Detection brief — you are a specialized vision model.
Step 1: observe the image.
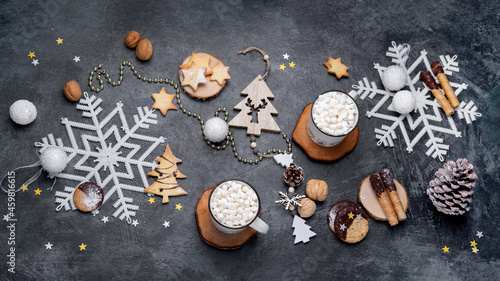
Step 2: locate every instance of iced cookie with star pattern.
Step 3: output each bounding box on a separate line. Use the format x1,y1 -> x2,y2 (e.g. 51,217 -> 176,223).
328,200 -> 369,243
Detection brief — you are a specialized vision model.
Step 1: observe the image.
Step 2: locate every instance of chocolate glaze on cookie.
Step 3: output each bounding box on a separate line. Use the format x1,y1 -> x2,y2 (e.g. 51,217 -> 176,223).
369,174 -> 385,196
419,71 -> 439,90
333,205 -> 368,240
431,61 -> 444,74
379,169 -> 397,192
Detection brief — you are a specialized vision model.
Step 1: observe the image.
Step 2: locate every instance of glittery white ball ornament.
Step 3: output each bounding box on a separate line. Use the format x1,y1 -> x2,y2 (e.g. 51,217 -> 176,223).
390,90 -> 416,115
10,100 -> 37,125
39,147 -> 68,175
203,117 -> 229,143
382,65 -> 407,91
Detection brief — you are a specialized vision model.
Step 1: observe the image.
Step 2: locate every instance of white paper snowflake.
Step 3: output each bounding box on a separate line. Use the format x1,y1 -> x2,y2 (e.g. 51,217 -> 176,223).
35,92 -> 165,224
349,41 -> 481,161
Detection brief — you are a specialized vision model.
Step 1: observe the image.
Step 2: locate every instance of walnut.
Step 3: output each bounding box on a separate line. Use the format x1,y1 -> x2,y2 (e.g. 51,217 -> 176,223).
136,39 -> 153,61
306,179 -> 328,201
125,31 -> 142,48
63,80 -> 82,102
298,198 -> 316,218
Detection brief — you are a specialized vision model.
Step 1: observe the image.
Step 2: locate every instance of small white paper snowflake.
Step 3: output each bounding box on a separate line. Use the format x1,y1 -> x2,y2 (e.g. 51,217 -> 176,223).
35,93 -> 165,224
349,42 -> 481,161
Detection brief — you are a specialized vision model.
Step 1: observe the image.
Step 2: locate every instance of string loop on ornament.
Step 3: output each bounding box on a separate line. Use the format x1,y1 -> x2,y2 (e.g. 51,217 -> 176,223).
237,47 -> 270,81
0,161 -> 43,193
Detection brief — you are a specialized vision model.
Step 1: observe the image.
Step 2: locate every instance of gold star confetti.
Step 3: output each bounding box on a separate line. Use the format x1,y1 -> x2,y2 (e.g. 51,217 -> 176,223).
148,197 -> 155,204
56,38 -> 63,44
323,57 -> 349,79
79,243 -> 87,251
289,62 -> 295,68
470,240 -> 477,247
472,247 -> 479,254
280,64 -> 286,70
348,212 -> 355,219
209,62 -> 231,85
28,52 -> 35,58
151,87 -> 177,115
34,188 -> 42,195
442,246 -> 449,253
175,203 -> 182,210
22,185 -> 28,192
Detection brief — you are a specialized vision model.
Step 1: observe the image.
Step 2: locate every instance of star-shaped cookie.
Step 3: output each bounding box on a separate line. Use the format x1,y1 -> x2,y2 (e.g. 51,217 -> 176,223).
181,63 -> 207,91
151,87 -> 177,115
180,53 -> 213,75
209,62 -> 231,85
323,57 -> 349,79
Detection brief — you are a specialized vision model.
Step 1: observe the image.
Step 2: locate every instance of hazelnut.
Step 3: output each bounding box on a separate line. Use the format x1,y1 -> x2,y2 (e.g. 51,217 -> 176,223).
298,198 -> 316,218
125,31 -> 142,48
136,39 -> 153,61
63,80 -> 82,102
306,179 -> 328,201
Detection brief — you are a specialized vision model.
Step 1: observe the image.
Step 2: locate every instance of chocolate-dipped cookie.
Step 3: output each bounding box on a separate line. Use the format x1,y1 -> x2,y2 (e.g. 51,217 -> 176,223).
73,182 -> 104,212
327,200 -> 359,233
328,200 -> 369,243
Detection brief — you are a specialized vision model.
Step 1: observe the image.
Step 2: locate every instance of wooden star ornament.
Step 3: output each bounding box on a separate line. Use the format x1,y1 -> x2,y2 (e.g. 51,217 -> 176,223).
323,57 -> 349,79
151,87 -> 177,115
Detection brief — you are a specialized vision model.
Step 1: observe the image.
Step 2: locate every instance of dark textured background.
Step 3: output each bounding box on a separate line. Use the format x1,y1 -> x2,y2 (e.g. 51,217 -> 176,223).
0,0 -> 499,280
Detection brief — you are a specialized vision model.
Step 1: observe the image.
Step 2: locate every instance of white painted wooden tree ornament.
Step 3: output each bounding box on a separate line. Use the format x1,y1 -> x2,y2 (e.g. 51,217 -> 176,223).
229,47 -> 281,136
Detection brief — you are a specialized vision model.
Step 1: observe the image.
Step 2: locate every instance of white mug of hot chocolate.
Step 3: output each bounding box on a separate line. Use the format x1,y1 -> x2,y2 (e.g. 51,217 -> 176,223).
306,90 -> 359,147
209,180 -> 269,234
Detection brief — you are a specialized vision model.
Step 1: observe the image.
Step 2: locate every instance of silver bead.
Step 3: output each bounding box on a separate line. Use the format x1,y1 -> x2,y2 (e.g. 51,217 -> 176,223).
148,78 -> 152,83
117,81 -> 121,85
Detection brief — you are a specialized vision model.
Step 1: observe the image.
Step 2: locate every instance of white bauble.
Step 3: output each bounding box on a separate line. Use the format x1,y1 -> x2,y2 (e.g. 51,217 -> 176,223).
391,90 -> 416,115
203,117 -> 229,143
40,147 -> 68,174
10,100 -> 37,125
382,65 -> 407,91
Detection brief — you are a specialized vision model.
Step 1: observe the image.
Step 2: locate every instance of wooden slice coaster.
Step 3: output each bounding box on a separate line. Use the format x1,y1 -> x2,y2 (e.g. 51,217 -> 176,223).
358,176 -> 408,221
195,186 -> 258,250
179,52 -> 227,100
292,103 -> 359,161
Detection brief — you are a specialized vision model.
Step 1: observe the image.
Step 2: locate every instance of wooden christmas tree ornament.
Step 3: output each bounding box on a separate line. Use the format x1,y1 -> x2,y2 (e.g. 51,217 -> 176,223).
144,144 -> 187,203
228,47 -> 281,136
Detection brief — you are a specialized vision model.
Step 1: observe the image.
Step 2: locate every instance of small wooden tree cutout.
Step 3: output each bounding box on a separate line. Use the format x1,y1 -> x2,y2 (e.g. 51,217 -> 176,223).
144,144 -> 187,203
228,75 -> 281,136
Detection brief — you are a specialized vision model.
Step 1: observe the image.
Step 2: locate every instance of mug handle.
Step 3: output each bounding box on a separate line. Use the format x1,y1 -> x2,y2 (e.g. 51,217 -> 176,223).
249,217 -> 269,234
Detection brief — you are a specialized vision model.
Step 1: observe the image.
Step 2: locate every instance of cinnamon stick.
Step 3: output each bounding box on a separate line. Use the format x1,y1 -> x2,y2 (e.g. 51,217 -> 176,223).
369,174 -> 398,226
379,169 -> 407,221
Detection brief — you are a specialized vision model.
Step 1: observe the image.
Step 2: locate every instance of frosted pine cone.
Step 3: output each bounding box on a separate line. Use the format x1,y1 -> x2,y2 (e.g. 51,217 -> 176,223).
284,163 -> 305,187
427,158 -> 477,215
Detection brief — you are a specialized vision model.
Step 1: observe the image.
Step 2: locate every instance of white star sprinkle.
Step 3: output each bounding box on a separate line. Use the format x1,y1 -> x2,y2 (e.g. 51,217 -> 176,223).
73,56 -> 80,63
356,214 -> 363,220
131,219 -> 139,227
476,231 -> 483,238
163,221 -> 170,228
340,224 -> 346,231
101,216 -> 109,223
283,53 -> 290,60
45,242 -> 53,250
31,59 -> 39,66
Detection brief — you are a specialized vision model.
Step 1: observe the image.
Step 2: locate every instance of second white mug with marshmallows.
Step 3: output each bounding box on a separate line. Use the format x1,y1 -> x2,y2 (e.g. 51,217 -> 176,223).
209,180 -> 269,234
306,90 -> 359,147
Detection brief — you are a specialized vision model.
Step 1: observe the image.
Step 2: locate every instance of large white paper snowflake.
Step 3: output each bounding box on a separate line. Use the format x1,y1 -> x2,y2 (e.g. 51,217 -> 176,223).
35,92 -> 165,224
349,42 -> 481,161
